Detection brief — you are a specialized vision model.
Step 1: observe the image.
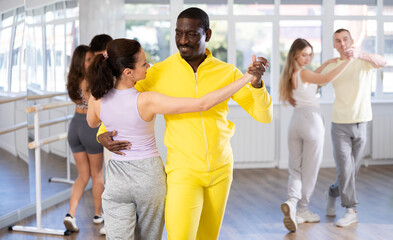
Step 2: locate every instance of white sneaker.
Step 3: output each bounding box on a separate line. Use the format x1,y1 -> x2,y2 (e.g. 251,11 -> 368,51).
99,226 -> 106,235
63,213 -> 79,232
336,208 -> 358,227
296,209 -> 320,224
93,215 -> 104,224
326,193 -> 337,216
281,201 -> 297,232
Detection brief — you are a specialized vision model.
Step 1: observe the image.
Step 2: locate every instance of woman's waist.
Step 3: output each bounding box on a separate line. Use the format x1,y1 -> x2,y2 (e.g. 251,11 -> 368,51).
75,107 -> 88,114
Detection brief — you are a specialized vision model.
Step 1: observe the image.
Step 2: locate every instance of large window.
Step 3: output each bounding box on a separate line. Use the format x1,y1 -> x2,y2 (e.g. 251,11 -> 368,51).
237,22 -> 272,90
332,0 -> 389,97
125,0 -> 171,63
384,22 -> 393,93
3,0 -> 390,100
25,1 -> 78,94
280,0 -> 322,16
0,8 -> 25,94
334,20 -> 378,94
125,20 -> 170,64
335,0 -> 377,16
234,0 -> 274,15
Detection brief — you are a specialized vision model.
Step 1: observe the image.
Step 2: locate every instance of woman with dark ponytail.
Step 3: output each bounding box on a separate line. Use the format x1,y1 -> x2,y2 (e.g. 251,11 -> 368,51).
64,45 -> 104,234
86,38 -> 257,239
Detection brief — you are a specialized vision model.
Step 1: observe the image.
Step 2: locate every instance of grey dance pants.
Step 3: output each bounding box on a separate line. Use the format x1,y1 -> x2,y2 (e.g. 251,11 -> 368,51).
102,156 -> 166,240
328,122 -> 368,208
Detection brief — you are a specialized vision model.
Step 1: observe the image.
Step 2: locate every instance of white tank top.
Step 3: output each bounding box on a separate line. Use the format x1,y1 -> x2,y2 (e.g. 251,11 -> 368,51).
292,69 -> 319,108
100,87 -> 159,161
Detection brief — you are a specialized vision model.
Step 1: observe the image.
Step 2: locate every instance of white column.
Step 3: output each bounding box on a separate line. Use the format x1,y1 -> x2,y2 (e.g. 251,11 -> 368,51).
79,0 -> 125,45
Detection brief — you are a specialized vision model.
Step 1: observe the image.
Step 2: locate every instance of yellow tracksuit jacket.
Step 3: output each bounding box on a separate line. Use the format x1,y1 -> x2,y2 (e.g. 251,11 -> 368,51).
98,48 -> 273,172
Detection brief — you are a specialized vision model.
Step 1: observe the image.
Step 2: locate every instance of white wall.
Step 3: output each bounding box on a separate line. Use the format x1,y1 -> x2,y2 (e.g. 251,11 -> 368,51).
152,101 -> 393,169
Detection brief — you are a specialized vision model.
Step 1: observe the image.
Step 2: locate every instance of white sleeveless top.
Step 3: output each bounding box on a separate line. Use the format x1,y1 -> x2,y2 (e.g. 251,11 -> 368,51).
100,87 -> 159,161
292,69 -> 319,108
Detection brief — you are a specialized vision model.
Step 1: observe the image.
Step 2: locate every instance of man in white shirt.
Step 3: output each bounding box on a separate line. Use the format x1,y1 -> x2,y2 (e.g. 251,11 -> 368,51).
321,28 -> 386,227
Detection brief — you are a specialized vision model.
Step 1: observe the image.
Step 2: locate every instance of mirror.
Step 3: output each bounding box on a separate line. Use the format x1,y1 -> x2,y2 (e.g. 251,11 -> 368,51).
25,0 -> 78,205
0,1 -> 79,228
0,5 -> 30,220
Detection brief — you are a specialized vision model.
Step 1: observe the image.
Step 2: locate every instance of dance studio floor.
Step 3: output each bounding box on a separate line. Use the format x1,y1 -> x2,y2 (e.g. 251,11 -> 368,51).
1,159 -> 392,240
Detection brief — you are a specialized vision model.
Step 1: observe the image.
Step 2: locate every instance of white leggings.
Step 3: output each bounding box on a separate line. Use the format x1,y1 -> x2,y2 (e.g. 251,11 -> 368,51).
287,107 -> 325,210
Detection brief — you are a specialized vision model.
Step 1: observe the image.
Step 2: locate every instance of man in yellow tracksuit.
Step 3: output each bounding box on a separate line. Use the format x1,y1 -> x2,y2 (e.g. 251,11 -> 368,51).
97,7 -> 273,240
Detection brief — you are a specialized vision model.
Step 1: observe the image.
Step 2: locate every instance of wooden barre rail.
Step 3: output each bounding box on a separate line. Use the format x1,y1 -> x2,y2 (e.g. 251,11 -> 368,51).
0,115 -> 73,135
27,115 -> 73,130
0,122 -> 28,135
27,92 -> 68,101
0,92 -> 67,105
0,95 -> 26,104
26,101 -> 74,113
28,132 -> 67,149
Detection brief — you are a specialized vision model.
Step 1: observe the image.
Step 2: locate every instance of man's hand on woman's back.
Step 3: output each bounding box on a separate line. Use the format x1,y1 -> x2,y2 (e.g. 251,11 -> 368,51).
98,130 -> 131,155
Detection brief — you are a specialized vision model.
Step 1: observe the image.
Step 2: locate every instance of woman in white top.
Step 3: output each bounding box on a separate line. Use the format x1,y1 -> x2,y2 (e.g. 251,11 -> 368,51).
278,38 -> 351,232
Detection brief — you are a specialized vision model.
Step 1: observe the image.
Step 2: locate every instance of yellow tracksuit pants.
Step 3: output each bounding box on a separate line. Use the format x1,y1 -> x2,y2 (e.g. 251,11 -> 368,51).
165,163 -> 233,240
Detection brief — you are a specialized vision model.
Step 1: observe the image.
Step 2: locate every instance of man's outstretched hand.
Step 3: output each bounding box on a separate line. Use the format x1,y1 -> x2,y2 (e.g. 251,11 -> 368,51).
97,130 -> 131,156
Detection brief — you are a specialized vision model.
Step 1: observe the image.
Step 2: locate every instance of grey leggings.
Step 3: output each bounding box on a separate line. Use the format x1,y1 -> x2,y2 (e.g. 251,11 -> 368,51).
67,112 -> 103,154
102,156 -> 166,240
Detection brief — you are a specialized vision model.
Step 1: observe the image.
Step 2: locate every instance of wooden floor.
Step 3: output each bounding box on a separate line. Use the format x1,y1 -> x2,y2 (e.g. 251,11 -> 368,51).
0,148 -> 77,216
1,165 -> 393,240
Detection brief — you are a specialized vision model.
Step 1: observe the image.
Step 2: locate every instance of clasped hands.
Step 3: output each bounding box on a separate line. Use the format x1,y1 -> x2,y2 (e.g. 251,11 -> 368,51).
247,55 -> 269,88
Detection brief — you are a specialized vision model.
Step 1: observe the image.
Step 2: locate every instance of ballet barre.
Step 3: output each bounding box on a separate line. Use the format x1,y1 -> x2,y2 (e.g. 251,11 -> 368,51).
25,101 -> 74,113
27,92 -> 67,101
9,100 -> 74,236
27,100 -> 75,185
27,115 -> 74,130
28,115 -> 74,184
0,122 -> 27,135
0,95 -> 26,104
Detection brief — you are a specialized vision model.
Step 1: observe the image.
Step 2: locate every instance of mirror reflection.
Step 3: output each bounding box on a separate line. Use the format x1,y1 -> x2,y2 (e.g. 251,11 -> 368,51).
0,5 -> 30,217
0,0 -> 79,227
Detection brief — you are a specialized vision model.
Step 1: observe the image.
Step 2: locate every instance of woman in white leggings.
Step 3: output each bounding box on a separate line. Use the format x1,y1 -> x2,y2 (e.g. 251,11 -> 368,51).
278,38 -> 351,232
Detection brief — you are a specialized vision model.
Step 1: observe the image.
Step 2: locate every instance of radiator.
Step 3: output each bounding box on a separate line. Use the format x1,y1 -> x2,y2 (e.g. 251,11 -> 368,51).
372,115 -> 393,159
229,112 -> 275,164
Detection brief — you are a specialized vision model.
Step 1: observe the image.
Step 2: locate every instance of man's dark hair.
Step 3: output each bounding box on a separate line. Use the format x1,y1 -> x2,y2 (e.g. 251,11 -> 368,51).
177,7 -> 209,32
334,28 -> 352,39
89,34 -> 113,52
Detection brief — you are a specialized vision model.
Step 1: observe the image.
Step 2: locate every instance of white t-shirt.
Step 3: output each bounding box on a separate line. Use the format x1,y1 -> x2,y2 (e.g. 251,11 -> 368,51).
321,58 -> 374,123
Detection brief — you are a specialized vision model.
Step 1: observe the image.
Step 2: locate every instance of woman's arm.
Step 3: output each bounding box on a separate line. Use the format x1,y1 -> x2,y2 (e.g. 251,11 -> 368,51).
138,72 -> 253,120
314,58 -> 338,73
87,96 -> 101,128
301,58 -> 352,85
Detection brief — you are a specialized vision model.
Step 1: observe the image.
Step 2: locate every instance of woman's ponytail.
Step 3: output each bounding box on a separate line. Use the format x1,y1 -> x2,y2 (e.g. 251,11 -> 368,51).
86,38 -> 142,99
86,54 -> 114,99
